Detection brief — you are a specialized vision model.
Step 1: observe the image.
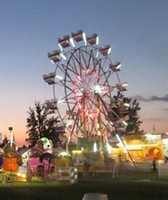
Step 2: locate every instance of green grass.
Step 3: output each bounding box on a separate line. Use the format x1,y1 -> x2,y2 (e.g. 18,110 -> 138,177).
0,171 -> 168,200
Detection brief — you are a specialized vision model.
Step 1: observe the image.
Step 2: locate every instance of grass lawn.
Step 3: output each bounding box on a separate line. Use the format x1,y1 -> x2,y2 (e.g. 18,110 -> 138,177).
0,171 -> 168,200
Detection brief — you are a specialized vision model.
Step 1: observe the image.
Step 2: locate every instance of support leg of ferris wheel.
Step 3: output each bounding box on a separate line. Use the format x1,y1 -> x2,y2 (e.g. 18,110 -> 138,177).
81,95 -> 87,138
96,93 -> 104,152
115,133 -> 137,171
65,132 -> 72,154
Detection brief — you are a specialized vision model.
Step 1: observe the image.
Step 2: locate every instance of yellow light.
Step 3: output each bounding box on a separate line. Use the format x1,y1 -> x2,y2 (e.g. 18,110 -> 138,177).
98,130 -> 101,136
72,150 -> 82,154
17,172 -> 21,176
21,174 -> 26,179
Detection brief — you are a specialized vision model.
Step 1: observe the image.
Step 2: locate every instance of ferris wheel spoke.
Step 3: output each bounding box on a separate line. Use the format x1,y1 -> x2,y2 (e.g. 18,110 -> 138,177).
69,116 -> 78,137
98,56 -> 110,73
89,57 -> 100,75
70,51 -> 84,71
96,60 -> 103,83
101,70 -> 111,84
70,54 -> 83,78
63,64 -> 78,79
80,49 -> 90,70
64,84 -> 75,94
67,101 -> 79,117
71,112 -> 86,136
69,57 -> 82,75
97,65 -> 111,85
84,49 -> 94,70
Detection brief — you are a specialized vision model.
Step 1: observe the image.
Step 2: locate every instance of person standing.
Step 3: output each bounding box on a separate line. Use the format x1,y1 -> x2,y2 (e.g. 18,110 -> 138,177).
83,159 -> 90,177
152,157 -> 157,171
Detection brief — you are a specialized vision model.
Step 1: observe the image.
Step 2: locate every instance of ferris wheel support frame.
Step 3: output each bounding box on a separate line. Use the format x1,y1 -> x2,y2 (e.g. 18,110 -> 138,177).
43,30 -> 130,156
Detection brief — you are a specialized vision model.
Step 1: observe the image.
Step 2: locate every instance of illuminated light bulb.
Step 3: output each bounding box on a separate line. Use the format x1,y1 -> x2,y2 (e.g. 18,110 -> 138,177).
124,103 -> 130,107
106,142 -> 112,154
122,83 -> 128,87
85,68 -> 90,74
69,37 -> 75,47
58,43 -> 63,51
21,174 -> 26,179
122,121 -> 128,126
94,84 -> 102,94
82,32 -> 87,46
57,99 -> 65,103
56,75 -> 63,80
93,142 -> 98,152
89,114 -> 93,119
60,53 -> 67,60
77,75 -> 82,81
96,51 -> 99,58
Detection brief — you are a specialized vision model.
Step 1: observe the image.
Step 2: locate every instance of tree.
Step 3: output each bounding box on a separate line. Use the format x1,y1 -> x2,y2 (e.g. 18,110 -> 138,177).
108,93 -> 143,135
26,101 -> 64,148
124,98 -> 142,134
0,135 -> 8,148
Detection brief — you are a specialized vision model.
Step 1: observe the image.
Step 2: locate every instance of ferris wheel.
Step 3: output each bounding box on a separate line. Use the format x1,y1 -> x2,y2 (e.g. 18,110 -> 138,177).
43,30 -> 128,146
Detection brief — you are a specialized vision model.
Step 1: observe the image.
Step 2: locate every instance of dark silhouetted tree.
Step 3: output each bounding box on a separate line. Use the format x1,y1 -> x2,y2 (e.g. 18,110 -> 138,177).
108,93 -> 143,135
26,101 -> 64,148
124,98 -> 142,134
0,135 -> 8,148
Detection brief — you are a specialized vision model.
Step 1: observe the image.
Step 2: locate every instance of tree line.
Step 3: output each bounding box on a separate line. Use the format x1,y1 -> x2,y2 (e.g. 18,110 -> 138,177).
25,96 -> 143,148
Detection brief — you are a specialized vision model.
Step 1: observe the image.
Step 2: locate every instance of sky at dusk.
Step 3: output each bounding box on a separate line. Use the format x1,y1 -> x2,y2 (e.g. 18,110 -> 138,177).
0,0 -> 167,146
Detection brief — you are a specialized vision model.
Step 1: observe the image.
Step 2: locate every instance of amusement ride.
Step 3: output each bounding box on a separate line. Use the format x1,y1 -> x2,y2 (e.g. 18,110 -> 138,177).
43,30 -> 129,154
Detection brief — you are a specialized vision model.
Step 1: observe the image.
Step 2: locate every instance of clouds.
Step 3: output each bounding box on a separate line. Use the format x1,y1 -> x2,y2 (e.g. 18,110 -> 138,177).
143,117 -> 165,122
132,93 -> 168,133
133,94 -> 168,102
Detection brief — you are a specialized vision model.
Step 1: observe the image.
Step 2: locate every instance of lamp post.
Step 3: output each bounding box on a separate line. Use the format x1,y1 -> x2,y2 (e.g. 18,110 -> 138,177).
8,127 -> 13,147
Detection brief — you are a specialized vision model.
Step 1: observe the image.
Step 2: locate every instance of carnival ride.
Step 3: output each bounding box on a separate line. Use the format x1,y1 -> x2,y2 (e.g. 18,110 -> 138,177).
0,128 -> 26,183
0,136 -> 55,183
27,137 -> 55,180
43,30 -> 130,172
